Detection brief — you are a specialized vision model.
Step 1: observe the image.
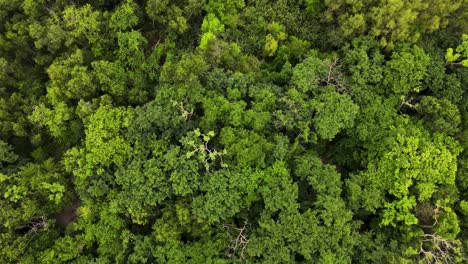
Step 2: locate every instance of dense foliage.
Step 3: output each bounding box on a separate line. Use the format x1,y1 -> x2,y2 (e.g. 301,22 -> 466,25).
0,0 -> 467,263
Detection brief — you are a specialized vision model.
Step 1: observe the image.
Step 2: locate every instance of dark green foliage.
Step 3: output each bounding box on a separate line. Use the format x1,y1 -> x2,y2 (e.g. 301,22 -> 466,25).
0,0 -> 466,263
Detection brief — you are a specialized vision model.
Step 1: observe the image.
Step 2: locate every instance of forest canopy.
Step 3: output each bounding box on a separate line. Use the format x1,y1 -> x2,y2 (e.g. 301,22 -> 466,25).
0,0 -> 467,263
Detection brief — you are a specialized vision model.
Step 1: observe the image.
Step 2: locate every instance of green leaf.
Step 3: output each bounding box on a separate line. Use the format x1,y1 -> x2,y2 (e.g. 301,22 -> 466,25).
186,151 -> 195,159
208,153 -> 216,160
198,144 -> 205,152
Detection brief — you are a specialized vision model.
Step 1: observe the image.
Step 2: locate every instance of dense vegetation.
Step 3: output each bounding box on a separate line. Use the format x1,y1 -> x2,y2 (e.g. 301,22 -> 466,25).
0,0 -> 467,263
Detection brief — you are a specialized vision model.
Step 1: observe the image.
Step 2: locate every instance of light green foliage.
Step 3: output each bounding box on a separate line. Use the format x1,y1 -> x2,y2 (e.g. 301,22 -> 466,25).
199,31 -> 216,51
199,13 -> 225,50
4,159 -> 67,207
3,184 -> 27,202
383,45 -> 430,95
446,34 -> 468,67
264,22 -> 287,56
264,34 -> 278,57
205,0 -> 245,27
30,102 -> 78,142
64,104 -> 133,197
323,0 -> 463,49
39,236 -> 83,263
41,182 -> 65,204
182,129 -> 227,171
110,0 -> 139,32
201,13 -> 225,34
348,120 -> 462,227
117,31 -> 147,69
62,4 -> 103,45
82,105 -> 132,171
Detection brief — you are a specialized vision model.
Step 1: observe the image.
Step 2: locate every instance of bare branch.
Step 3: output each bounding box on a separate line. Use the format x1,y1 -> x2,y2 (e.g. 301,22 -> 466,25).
223,219 -> 250,260
323,58 -> 349,93
419,233 -> 461,264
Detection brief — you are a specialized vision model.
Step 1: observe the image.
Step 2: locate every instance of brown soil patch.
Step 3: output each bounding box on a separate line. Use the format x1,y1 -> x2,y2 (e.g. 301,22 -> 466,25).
54,200 -> 80,228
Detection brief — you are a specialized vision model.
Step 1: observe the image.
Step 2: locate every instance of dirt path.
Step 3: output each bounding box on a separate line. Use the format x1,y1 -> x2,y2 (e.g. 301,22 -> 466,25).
54,200 -> 80,228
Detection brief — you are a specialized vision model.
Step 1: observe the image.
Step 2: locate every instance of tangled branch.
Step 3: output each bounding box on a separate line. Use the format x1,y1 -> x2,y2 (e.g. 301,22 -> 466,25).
419,233 -> 461,264
17,215 -> 49,250
17,215 -> 49,234
172,99 -> 194,121
222,219 -> 250,261
323,58 -> 348,93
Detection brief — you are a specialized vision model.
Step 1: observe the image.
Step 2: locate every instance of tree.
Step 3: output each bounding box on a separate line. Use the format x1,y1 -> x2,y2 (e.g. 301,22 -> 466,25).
248,159 -> 358,263
279,56 -> 359,141
192,168 -> 260,224
347,119 -> 461,228
313,89 -> 359,140
382,45 -> 430,96
109,0 -> 139,33
323,0 -> 464,49
64,104 -> 133,198
417,96 -> 461,135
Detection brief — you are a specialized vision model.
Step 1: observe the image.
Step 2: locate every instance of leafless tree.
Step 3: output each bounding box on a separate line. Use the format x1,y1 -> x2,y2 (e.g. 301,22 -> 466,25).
17,215 -> 49,250
222,219 -> 250,261
323,58 -> 349,94
18,215 -> 49,234
419,233 -> 462,264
